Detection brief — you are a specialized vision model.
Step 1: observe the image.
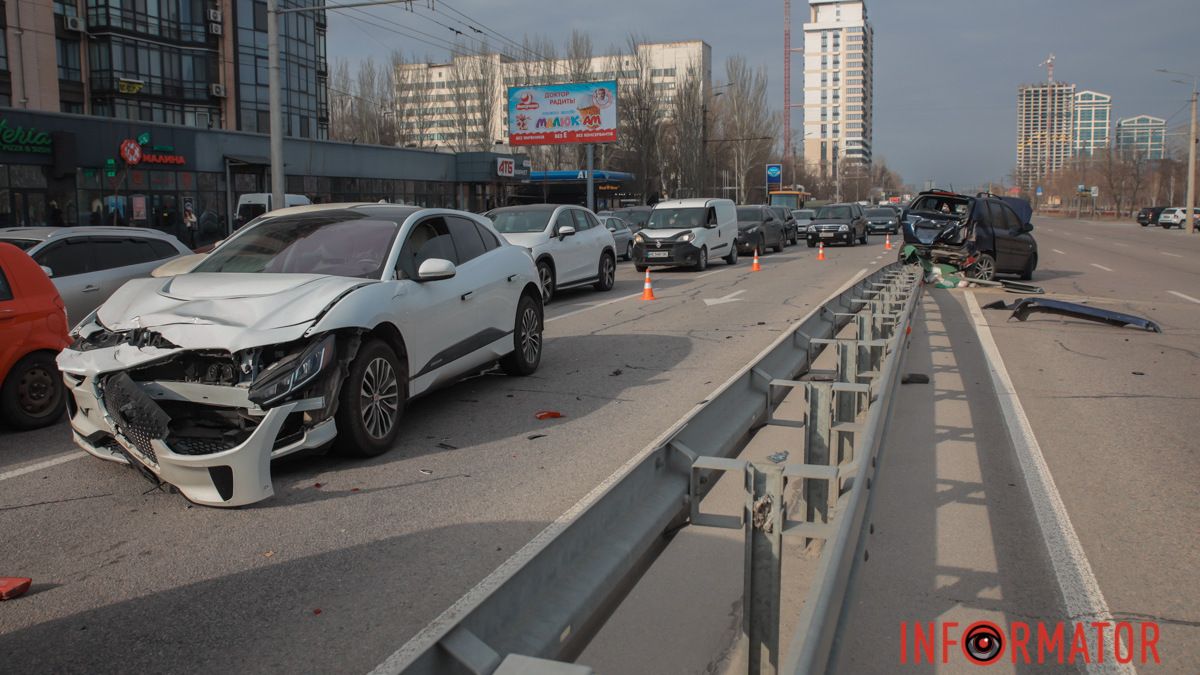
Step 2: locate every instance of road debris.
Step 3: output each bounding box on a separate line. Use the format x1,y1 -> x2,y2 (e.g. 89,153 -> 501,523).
312,482 -> 323,489
901,373 -> 931,384
527,434 -> 547,440
418,469 -> 433,475
610,369 -> 623,376
534,410 -> 564,420
435,442 -> 458,450
263,551 -> 274,558
768,451 -> 789,464
984,298 -> 1162,332
0,577 -> 32,601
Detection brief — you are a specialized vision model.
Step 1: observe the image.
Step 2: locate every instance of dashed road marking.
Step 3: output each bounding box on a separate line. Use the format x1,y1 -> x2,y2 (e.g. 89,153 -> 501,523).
1168,290 -> 1200,305
1113,242 -> 1128,247
1084,236 -> 1095,240
547,292 -> 642,323
1090,263 -> 1113,272
1162,252 -> 1182,258
1052,248 -> 1066,255
696,268 -> 729,279
0,452 -> 85,482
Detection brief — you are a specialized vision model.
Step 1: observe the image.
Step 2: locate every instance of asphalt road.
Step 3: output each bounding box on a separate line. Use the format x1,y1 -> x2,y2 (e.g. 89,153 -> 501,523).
0,236 -> 891,673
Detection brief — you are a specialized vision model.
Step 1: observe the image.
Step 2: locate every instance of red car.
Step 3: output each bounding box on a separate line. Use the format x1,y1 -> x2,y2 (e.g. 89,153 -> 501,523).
0,242 -> 71,429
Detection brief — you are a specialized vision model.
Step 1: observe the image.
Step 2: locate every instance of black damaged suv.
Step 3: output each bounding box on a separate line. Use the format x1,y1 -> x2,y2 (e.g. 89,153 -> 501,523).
900,190 -> 1038,281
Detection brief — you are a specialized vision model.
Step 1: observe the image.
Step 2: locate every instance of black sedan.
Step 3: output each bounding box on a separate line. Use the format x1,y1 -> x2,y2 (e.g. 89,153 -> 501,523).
864,207 -> 900,235
1136,206 -> 1168,227
806,203 -> 869,247
736,205 -> 787,254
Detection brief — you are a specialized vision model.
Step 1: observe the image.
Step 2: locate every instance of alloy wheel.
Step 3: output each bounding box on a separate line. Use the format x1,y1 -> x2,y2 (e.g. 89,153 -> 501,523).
539,264 -> 554,302
360,357 -> 399,440
17,366 -> 55,416
520,305 -> 542,364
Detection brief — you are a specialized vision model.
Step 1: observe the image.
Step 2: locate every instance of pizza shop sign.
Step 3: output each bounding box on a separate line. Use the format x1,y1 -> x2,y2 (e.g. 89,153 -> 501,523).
0,118 -> 53,154
119,132 -> 186,166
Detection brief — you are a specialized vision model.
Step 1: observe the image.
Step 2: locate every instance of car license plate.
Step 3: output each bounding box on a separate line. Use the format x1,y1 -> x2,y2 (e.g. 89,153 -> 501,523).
820,232 -> 835,238
647,251 -> 669,258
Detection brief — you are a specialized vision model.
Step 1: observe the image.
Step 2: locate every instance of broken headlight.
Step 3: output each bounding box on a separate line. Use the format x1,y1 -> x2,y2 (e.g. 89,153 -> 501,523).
248,334 -> 335,406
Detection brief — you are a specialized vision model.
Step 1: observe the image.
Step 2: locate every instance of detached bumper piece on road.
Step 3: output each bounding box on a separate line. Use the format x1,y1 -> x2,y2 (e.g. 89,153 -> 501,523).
634,240 -> 703,267
984,298 -> 1163,333
61,340 -> 341,507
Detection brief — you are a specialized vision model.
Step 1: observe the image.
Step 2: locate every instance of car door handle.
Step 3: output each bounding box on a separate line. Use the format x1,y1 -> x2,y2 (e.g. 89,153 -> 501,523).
461,290 -> 474,301
0,307 -> 15,319
82,285 -> 100,293
507,274 -> 518,282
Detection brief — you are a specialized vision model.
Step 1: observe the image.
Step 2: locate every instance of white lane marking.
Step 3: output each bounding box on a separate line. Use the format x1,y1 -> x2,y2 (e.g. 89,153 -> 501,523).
1090,263 -> 1113,272
546,291 -> 642,323
703,289 -> 745,306
1113,242 -> 1128,248
0,452 -> 86,482
1084,236 -> 1095,240
965,293 -> 1131,674
1161,251 -> 1182,258
1168,290 -> 1200,305
1052,248 -> 1067,255
372,263 -> 875,675
696,268 -> 728,279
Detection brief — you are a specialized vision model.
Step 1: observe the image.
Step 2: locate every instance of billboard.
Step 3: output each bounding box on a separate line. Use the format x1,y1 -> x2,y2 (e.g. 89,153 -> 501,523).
766,164 -> 782,185
508,81 -> 617,146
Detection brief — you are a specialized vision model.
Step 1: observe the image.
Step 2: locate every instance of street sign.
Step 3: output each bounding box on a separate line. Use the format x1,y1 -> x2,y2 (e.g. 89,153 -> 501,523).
105,158 -> 117,178
1090,186 -> 1099,198
765,164 -> 783,185
1077,184 -> 1087,194
1036,186 -> 1043,196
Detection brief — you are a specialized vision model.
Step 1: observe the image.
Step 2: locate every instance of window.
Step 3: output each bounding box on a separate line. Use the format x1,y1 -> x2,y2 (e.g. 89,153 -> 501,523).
91,237 -> 162,270
57,38 -> 82,81
35,239 -> 92,277
148,239 -> 180,258
447,217 -> 487,264
475,223 -> 501,250
571,210 -> 593,231
399,218 -> 456,279
0,266 -> 11,302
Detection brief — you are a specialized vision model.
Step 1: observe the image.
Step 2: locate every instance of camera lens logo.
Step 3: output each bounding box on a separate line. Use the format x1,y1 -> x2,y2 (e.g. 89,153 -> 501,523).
962,621 -> 1005,665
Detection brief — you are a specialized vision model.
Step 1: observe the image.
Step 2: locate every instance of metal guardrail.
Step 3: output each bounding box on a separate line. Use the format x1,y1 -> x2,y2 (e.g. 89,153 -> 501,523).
373,263 -> 923,675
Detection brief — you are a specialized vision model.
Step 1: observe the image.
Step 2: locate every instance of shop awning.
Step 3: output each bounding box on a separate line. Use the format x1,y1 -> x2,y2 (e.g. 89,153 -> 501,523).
224,154 -> 272,166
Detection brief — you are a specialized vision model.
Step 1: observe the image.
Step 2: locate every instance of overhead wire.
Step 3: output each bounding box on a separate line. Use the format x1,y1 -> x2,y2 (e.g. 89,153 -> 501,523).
429,1 -> 548,61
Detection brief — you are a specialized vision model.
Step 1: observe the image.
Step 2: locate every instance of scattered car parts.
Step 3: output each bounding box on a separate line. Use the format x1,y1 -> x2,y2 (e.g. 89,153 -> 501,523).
983,298 -> 1162,332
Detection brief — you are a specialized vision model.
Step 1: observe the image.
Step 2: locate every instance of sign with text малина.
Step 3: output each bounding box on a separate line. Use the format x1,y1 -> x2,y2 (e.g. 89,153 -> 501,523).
508,81 -> 618,147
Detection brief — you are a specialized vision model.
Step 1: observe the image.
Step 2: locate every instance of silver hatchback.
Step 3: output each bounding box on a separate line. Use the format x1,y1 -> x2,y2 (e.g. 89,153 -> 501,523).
0,227 -> 191,323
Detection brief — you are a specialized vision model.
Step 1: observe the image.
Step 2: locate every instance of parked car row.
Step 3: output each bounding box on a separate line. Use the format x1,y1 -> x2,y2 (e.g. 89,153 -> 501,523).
1147,206 -> 1200,229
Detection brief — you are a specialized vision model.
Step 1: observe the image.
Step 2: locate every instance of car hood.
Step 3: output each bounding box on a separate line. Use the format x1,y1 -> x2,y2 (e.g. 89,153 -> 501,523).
639,228 -> 692,239
809,218 -> 850,226
737,221 -> 764,229
97,273 -> 374,340
499,232 -> 550,249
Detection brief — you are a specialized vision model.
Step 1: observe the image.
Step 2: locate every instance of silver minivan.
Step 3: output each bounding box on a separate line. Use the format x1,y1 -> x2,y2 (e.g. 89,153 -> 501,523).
0,226 -> 191,323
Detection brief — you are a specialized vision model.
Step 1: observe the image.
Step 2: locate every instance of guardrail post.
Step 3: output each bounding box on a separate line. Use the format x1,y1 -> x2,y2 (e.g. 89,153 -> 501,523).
744,463 -> 784,675
803,383 -> 833,528
835,341 -> 861,422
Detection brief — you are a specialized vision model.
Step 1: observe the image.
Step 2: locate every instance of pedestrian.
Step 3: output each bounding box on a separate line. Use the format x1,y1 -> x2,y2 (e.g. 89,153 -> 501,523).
49,201 -> 65,227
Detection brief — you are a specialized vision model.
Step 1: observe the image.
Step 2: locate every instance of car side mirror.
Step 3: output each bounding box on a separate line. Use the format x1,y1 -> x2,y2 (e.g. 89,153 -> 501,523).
1022,222 -> 1034,233
40,265 -> 54,278
557,225 -> 576,239
417,258 -> 457,281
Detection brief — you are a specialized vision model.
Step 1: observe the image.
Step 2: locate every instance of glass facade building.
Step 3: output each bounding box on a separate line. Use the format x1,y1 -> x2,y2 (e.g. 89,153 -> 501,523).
1115,115 -> 1166,160
233,0 -> 328,139
1072,90 -> 1111,157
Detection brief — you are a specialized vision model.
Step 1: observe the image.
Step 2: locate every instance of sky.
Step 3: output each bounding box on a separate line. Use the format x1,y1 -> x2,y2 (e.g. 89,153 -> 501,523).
327,0 -> 1200,189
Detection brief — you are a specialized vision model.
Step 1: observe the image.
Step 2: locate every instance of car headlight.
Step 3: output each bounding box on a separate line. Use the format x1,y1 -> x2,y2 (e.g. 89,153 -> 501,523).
743,226 -> 759,234
634,233 -> 645,244
888,220 -> 896,225
678,231 -> 695,243
839,224 -> 849,232
69,308 -> 102,339
248,334 -> 336,406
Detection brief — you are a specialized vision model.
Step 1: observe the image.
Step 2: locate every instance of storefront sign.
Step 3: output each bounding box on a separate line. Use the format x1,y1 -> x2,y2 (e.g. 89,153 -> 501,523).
496,157 -> 515,177
120,139 -> 143,165
141,152 -> 186,165
0,118 -> 53,154
120,138 -> 186,166
119,78 -> 146,94
131,195 -> 147,221
507,80 -> 618,146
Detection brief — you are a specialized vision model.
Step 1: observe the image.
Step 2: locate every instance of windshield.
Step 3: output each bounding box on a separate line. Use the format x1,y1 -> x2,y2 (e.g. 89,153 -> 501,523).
866,209 -> 894,218
815,206 -> 852,220
736,207 -> 764,222
769,193 -> 800,209
193,214 -> 400,278
911,196 -> 970,215
489,210 -> 553,233
0,238 -> 40,251
646,207 -> 706,230
794,210 -> 815,220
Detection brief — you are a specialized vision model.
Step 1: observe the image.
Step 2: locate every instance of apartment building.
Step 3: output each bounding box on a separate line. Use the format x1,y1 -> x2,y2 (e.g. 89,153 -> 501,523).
2,0 -> 328,138
801,0 -> 873,177
394,41 -> 711,151
1072,89 -> 1111,157
1115,115 -> 1166,160
1016,81 -> 1076,190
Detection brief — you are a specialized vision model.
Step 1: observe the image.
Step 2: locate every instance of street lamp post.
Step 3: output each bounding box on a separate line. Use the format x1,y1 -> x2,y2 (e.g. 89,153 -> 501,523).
1157,69 -> 1198,234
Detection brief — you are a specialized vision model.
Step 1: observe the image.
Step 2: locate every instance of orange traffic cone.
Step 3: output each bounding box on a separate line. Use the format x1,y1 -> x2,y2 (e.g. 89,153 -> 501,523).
751,248 -> 762,272
884,233 -> 893,250
640,268 -> 656,300
817,242 -> 826,261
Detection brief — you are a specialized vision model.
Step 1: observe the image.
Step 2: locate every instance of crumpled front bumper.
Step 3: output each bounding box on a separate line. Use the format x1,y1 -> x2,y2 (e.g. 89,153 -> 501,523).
63,371 -> 336,507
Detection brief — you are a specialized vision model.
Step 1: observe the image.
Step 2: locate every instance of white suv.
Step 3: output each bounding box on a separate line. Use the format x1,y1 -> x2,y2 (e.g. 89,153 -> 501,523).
1158,207 -> 1199,229
486,204 -> 617,303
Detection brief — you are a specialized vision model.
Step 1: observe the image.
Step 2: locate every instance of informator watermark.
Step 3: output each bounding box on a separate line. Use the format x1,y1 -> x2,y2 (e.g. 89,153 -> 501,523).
899,620 -> 1160,666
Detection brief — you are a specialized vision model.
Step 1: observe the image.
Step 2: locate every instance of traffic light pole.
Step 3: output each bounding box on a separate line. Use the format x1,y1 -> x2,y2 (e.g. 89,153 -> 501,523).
267,0 -> 284,213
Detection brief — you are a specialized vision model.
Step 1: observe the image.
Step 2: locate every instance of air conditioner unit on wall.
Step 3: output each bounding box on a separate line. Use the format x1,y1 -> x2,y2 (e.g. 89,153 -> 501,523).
209,22 -> 223,35
210,83 -> 226,97
207,8 -> 223,22
64,16 -> 85,32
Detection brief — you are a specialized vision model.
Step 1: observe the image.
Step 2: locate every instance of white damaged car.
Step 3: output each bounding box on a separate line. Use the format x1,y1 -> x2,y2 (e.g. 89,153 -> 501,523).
57,204 -> 544,507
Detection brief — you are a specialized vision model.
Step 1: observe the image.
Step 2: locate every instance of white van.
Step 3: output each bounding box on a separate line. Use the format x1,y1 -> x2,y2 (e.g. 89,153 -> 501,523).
633,198 -> 739,272
235,193 -> 312,227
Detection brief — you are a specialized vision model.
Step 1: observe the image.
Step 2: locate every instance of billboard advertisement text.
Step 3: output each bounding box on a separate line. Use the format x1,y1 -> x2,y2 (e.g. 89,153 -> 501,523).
508,81 -> 618,146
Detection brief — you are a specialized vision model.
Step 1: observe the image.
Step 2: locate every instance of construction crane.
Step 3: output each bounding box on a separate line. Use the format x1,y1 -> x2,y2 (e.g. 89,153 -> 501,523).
1039,53 -> 1056,83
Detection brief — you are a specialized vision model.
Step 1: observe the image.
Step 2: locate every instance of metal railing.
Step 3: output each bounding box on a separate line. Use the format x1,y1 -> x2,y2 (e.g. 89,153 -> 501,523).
375,263 -> 923,675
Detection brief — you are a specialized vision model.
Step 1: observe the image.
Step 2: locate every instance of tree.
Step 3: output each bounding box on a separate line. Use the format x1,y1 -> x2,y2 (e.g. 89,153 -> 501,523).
614,35 -> 664,202
664,62 -> 706,198
718,55 -> 776,203
449,52 -> 502,152
566,30 -> 595,170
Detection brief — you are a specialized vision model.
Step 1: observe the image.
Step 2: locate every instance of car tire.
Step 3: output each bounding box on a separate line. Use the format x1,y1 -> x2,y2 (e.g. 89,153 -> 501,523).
970,253 -> 997,281
0,351 -> 65,431
1020,252 -> 1037,281
593,252 -> 616,291
773,233 -> 784,253
861,231 -> 868,244
537,260 -> 555,304
624,242 -> 633,261
846,233 -> 855,247
500,293 -> 543,376
724,243 -> 738,265
333,338 -> 405,458
807,240 -> 816,248
694,246 -> 708,271
758,235 -> 767,255
635,264 -> 647,273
